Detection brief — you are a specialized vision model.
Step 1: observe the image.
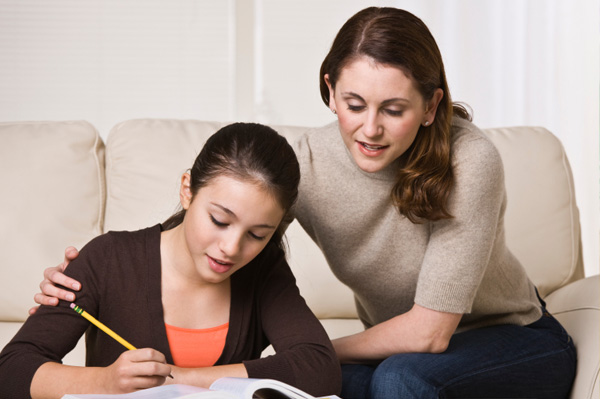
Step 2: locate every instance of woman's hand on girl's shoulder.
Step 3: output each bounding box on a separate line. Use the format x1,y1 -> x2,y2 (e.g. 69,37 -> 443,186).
29,246 -> 82,315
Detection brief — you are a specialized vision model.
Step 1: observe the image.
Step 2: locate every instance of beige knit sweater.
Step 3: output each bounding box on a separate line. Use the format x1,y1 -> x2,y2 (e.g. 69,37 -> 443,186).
293,118 -> 542,332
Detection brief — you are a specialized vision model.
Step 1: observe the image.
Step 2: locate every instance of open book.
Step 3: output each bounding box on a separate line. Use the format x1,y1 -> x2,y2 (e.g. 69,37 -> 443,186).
61,377 -> 341,399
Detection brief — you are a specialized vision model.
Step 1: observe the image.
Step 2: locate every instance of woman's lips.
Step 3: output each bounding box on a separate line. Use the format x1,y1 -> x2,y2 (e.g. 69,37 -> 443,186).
207,255 -> 234,273
357,141 -> 389,157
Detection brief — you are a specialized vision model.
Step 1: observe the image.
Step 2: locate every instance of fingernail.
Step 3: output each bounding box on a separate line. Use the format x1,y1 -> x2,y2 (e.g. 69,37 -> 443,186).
72,283 -> 80,290
67,293 -> 75,301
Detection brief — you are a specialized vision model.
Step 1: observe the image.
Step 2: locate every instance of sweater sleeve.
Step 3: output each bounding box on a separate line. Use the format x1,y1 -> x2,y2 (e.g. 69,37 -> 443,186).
242,247 -> 342,397
414,129 -> 506,314
0,234 -> 108,399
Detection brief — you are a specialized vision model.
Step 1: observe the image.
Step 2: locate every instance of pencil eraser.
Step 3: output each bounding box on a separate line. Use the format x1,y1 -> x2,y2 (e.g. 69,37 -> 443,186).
70,303 -> 75,309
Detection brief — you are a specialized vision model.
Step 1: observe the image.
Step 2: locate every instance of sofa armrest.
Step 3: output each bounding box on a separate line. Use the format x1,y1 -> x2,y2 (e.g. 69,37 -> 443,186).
544,275 -> 600,399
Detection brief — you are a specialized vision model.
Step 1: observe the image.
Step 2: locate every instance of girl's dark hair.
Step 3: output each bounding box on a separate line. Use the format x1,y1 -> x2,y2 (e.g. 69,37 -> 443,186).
163,123 -> 300,250
320,7 -> 471,223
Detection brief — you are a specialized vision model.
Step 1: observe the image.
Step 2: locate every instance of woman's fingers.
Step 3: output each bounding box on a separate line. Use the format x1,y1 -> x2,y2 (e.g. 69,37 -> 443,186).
63,246 -> 80,263
38,275 -> 77,301
34,259 -> 82,306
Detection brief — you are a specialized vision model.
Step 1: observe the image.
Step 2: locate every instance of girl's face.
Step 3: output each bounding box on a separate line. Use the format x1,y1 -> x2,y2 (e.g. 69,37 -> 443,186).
180,174 -> 284,284
326,56 -> 442,173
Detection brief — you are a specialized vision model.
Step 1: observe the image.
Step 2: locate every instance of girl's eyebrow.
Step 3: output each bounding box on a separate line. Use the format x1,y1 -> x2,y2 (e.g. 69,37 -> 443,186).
211,203 -> 277,229
341,91 -> 410,105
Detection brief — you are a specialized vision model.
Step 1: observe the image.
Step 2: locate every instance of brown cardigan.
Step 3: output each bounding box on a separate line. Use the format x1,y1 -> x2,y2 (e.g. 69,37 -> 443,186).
0,225 -> 341,398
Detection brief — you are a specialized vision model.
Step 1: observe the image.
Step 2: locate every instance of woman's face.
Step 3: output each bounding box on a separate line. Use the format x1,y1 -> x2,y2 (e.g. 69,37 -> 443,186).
180,174 -> 284,284
326,56 -> 442,173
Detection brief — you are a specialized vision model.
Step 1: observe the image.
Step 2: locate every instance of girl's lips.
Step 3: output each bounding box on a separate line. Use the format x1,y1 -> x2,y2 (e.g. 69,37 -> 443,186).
207,255 -> 234,274
357,141 -> 389,157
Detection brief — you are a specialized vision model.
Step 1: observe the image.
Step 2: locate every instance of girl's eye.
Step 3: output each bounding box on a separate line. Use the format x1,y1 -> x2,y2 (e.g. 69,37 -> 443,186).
210,215 -> 227,227
249,232 -> 267,241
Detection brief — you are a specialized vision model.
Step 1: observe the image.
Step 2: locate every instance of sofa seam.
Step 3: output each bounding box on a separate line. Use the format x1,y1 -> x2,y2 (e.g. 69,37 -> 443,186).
90,123 -> 106,235
559,140 -> 579,286
586,363 -> 600,399
551,306 -> 600,314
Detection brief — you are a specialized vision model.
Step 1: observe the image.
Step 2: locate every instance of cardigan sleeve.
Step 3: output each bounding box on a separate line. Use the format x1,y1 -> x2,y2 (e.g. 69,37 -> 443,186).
242,247 -> 341,397
0,234 -> 109,399
414,129 -> 507,314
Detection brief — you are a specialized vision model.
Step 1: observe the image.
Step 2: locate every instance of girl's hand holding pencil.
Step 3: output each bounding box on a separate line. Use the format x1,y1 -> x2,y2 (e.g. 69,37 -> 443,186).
70,303 -> 174,389
105,346 -> 174,392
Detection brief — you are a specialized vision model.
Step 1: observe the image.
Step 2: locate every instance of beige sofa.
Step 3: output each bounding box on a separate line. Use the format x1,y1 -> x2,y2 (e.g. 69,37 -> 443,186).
0,119 -> 597,398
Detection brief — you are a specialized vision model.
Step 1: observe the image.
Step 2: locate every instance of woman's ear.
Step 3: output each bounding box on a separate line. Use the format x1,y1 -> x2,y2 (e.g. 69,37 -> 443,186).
324,74 -> 337,114
425,88 -> 444,123
180,173 -> 193,210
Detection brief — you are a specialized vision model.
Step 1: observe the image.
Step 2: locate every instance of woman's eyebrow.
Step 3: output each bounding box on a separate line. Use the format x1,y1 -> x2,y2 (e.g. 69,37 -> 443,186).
341,91 -> 410,105
211,203 -> 277,229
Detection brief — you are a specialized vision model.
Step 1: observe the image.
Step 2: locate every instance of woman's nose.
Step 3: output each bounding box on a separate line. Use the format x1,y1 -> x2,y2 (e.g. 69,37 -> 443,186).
363,111 -> 382,138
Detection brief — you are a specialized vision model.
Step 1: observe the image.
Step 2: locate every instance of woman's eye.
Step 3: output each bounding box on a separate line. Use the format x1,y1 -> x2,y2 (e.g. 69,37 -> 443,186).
384,109 -> 403,116
210,215 -> 227,227
347,104 -> 365,112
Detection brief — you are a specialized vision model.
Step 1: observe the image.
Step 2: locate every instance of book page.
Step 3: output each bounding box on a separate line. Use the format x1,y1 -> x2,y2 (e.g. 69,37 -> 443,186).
209,378 -> 314,399
62,384 -> 234,399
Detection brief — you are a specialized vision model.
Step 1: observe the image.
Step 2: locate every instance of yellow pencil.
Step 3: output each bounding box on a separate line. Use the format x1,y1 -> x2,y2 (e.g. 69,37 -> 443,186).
70,303 -> 173,378
70,303 -> 136,350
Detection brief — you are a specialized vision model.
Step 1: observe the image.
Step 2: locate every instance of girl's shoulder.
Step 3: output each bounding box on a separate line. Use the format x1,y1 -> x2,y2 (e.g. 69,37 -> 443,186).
81,224 -> 160,254
64,225 -> 162,287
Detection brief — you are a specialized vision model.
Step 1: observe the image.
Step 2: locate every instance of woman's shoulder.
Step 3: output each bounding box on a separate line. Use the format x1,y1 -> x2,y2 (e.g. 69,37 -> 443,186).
292,121 -> 340,154
449,117 -> 506,192
450,117 -> 502,166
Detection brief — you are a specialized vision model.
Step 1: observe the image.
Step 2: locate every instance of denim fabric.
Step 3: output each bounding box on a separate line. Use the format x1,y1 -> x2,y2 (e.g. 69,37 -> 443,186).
341,311 -> 576,398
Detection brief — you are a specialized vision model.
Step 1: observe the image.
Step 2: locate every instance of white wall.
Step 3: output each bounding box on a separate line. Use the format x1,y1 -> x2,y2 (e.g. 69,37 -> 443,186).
1,0 -> 598,276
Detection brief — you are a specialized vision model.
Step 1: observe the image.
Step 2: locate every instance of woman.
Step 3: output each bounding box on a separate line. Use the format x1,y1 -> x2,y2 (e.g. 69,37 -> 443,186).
32,7 -> 576,398
0,123 -> 341,398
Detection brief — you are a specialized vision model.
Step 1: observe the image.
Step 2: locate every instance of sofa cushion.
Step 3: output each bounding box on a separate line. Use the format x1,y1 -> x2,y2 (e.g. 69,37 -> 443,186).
104,119 -> 225,232
545,275 -> 600,399
0,121 -> 105,321
485,127 -> 584,297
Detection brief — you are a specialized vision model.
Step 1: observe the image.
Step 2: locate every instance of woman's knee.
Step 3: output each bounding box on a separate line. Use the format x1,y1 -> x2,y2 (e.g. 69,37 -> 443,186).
341,364 -> 375,399
369,355 -> 438,398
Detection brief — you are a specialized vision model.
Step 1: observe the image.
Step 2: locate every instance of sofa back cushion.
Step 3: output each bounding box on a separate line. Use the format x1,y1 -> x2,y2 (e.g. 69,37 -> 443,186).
485,126 -> 584,297
0,121 -> 105,321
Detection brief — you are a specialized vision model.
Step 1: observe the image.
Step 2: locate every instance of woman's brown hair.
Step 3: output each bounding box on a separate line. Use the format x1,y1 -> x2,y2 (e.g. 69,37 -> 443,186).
162,123 -> 300,250
320,7 -> 471,223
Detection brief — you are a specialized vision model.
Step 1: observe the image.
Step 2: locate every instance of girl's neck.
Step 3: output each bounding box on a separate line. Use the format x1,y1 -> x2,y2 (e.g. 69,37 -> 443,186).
159,225 -> 231,329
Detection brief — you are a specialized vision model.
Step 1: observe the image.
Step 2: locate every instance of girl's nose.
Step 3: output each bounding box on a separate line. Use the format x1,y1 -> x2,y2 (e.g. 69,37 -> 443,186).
219,231 -> 242,258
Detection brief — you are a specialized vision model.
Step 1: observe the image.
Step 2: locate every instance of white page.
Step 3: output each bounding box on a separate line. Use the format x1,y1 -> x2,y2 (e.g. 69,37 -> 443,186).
62,384 -> 233,399
209,378 -> 313,399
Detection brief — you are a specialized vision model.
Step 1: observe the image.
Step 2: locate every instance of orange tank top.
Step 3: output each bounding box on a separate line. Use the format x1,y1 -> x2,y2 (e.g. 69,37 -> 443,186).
165,322 -> 229,368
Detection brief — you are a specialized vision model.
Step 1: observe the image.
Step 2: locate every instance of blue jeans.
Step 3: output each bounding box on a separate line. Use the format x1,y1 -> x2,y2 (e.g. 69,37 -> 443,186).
341,310 -> 576,398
